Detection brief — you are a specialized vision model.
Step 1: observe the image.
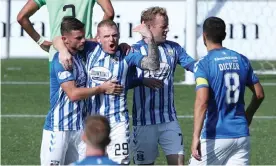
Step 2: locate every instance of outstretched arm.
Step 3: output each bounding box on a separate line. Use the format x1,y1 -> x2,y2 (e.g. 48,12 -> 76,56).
17,0 -> 52,52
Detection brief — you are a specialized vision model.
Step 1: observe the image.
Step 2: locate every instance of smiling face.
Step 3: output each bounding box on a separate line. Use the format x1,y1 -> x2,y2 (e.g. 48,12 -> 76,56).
97,25 -> 119,55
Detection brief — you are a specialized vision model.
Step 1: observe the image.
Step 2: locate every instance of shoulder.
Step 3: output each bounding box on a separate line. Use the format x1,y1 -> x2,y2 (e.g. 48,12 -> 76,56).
224,48 -> 250,64
131,40 -> 147,51
84,41 -> 100,51
164,40 -> 181,48
163,40 -> 184,55
197,55 -> 209,64
51,52 -> 60,65
85,41 -> 99,47
33,0 -> 46,8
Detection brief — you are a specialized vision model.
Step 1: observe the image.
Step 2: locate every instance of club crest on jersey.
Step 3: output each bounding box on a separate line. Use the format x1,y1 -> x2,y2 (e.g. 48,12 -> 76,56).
136,151 -> 145,161
110,56 -> 119,63
144,62 -> 171,80
167,49 -> 174,56
89,66 -> 112,84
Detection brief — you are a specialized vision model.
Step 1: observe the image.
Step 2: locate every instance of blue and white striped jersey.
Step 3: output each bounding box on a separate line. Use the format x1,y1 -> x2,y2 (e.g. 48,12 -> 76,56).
86,43 -> 143,124
45,51 -> 88,131
132,40 -> 195,126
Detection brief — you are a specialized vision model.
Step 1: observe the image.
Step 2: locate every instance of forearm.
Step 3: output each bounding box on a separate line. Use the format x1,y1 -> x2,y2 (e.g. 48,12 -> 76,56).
246,94 -> 264,119
102,12 -> 114,20
53,36 -> 68,52
98,0 -> 114,20
128,77 -> 143,89
18,18 -> 41,42
69,86 -> 103,102
193,100 -> 207,138
141,38 -> 160,70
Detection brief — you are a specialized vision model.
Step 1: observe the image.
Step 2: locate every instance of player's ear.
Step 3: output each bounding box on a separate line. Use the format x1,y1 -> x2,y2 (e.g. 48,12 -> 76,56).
96,35 -> 101,43
81,132 -> 87,142
61,36 -> 67,43
203,32 -> 207,46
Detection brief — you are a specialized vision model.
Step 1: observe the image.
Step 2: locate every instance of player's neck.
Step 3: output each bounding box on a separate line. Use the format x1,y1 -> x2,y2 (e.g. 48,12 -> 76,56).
206,43 -> 223,52
86,146 -> 105,156
66,45 -> 78,55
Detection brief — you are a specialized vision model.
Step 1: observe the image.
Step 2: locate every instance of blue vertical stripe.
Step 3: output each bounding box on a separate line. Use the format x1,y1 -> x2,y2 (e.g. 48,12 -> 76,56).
163,44 -> 174,121
159,86 -> 165,123
114,55 -> 124,122
76,102 -> 81,130
89,47 -> 102,68
68,102 -> 73,130
132,98 -> 137,126
96,57 -> 105,115
139,76 -> 146,126
59,93 -> 65,131
149,88 -> 156,124
104,58 -> 113,117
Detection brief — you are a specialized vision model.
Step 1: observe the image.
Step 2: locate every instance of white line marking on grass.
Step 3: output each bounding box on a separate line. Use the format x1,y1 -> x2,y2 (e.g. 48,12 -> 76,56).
1,81 -> 276,86
1,114 -> 46,118
1,81 -> 49,85
1,114 -> 276,119
6,67 -> 21,71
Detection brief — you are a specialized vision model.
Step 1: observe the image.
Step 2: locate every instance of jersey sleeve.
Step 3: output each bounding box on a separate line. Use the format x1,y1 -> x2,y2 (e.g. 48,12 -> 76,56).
176,46 -> 196,72
194,58 -> 209,90
53,53 -> 75,84
33,0 -> 46,8
83,41 -> 98,60
125,67 -> 143,90
124,49 -> 144,68
245,58 -> 259,86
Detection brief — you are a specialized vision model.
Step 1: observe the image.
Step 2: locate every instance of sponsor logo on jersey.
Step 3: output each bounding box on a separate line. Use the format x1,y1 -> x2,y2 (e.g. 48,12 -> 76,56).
89,66 -> 112,84
58,71 -> 71,80
144,62 -> 170,80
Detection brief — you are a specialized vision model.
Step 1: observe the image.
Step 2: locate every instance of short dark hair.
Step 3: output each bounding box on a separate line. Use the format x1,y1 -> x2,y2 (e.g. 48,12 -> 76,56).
84,115 -> 111,149
60,16 -> 85,35
203,17 -> 226,44
140,6 -> 168,25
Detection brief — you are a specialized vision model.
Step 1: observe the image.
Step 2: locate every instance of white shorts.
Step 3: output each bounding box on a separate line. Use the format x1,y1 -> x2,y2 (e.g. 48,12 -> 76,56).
106,121 -> 130,165
40,129 -> 86,165
189,136 -> 250,165
131,121 -> 184,164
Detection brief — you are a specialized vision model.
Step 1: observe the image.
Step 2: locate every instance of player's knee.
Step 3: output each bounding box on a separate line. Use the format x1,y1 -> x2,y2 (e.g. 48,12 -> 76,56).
166,154 -> 184,165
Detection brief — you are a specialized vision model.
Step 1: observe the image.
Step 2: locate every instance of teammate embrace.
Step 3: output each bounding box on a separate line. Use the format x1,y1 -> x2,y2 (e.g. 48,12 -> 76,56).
18,1 -> 264,165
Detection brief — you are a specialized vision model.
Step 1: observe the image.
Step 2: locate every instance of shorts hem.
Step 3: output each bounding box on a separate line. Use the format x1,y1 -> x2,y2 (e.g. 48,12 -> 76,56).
134,160 -> 155,165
